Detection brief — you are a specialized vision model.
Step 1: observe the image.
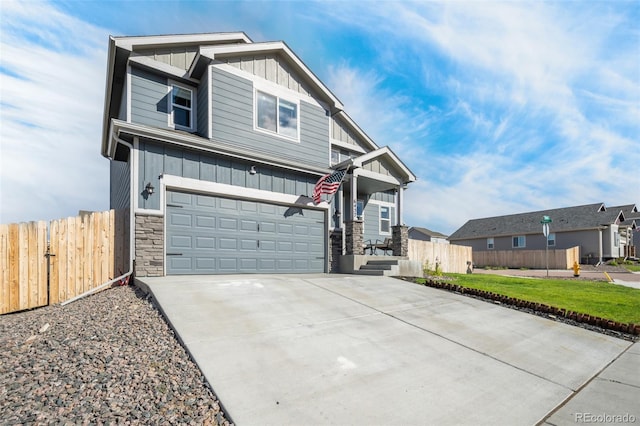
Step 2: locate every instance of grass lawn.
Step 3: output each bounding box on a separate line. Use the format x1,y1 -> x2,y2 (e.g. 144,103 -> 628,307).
416,274 -> 640,325
625,264 -> 640,273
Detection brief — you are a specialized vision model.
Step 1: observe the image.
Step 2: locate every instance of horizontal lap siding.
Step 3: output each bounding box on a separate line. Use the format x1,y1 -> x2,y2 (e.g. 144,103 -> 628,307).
363,201 -> 395,244
211,67 -> 329,169
138,141 -> 318,210
130,67 -> 168,129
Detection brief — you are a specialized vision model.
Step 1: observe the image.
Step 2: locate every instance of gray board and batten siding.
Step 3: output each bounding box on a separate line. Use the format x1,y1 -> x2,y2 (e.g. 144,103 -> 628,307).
210,67 -> 330,169
137,140 -> 319,211
165,190 -> 325,274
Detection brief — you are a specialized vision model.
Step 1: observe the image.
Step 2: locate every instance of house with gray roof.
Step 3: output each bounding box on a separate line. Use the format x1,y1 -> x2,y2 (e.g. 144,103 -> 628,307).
409,227 -> 449,244
448,203 -> 637,263
101,32 -> 416,276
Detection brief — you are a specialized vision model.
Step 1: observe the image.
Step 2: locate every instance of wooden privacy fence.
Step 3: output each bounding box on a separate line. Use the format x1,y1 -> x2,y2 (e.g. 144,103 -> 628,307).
473,246 -> 580,270
408,240 -> 472,274
1,210 -> 129,315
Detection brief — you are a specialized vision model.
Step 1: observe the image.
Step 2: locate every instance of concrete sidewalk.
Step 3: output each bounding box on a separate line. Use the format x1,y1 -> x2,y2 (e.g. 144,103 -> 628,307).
137,274 -> 638,425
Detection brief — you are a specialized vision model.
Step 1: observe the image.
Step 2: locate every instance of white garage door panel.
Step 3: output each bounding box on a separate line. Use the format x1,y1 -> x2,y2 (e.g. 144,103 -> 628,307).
166,191 -> 326,274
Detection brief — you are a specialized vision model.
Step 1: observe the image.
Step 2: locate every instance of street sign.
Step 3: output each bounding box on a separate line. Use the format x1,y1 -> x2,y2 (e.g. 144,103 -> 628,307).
541,215 -> 552,224
543,223 -> 549,237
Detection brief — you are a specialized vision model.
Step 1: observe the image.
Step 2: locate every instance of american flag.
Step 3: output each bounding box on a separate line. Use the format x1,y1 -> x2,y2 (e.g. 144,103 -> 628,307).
312,169 -> 346,204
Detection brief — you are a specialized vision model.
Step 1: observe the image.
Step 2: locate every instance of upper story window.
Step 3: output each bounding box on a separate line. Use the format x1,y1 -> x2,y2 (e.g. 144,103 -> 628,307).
170,83 -> 194,131
256,90 -> 298,140
487,238 -> 494,249
380,206 -> 391,234
331,149 -> 340,165
547,233 -> 556,247
512,235 -> 526,248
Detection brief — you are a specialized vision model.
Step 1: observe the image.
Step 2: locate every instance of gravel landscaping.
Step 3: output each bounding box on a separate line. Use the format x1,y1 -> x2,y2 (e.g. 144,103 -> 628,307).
0,284 -> 232,425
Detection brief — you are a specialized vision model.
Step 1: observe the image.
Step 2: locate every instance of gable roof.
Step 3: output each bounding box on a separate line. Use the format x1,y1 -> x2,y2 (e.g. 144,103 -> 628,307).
448,203 -> 627,241
192,42 -> 344,112
409,227 -> 448,239
338,146 -> 417,183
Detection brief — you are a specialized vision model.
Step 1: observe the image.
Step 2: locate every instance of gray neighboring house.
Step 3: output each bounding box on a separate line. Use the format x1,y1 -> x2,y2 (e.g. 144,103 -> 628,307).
409,227 -> 449,244
101,32 -> 416,276
448,203 -> 638,263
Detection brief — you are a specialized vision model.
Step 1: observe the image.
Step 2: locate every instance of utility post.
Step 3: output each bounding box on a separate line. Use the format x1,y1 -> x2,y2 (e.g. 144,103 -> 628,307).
541,215 -> 552,277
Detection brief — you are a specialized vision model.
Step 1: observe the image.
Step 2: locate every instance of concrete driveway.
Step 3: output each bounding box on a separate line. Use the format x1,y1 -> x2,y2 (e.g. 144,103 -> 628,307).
137,275 -> 637,425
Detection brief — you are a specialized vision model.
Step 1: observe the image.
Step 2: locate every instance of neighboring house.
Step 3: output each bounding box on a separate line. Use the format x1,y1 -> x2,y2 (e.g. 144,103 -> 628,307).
448,203 -> 638,263
615,204 -> 639,257
101,32 -> 416,276
409,227 -> 449,244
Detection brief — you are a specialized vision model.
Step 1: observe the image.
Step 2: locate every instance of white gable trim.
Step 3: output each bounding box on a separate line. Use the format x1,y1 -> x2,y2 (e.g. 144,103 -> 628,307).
198,42 -> 344,111
354,147 -> 416,183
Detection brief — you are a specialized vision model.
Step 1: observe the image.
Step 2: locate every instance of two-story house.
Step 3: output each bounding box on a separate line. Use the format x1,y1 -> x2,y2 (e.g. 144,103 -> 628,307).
101,32 -> 416,276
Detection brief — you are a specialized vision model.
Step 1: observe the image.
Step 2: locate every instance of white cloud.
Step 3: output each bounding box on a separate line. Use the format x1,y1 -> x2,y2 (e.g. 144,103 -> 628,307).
317,1 -> 640,234
0,1 -> 110,223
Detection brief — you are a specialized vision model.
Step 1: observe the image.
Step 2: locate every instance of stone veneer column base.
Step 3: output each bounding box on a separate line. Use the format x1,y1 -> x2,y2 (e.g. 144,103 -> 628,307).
392,225 -> 409,257
134,214 -> 164,277
345,221 -> 364,255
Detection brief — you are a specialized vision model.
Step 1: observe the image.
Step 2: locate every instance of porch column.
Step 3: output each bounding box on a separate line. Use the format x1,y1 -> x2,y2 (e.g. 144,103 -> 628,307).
396,184 -> 404,226
345,171 -> 363,255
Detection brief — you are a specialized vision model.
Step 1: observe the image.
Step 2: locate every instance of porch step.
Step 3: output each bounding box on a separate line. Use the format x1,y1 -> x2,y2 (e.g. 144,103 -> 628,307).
366,260 -> 400,266
355,259 -> 400,276
359,264 -> 393,270
352,269 -> 385,276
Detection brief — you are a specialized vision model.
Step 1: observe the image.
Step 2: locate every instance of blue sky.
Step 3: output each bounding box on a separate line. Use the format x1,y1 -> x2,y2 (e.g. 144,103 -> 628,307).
1,0 -> 638,234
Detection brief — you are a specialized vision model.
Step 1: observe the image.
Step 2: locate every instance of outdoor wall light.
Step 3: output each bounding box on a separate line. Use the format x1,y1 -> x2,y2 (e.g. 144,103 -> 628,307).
249,165 -> 257,175
145,182 -> 155,195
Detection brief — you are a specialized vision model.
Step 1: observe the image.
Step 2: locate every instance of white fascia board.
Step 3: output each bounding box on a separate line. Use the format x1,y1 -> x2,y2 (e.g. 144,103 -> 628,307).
129,55 -> 199,84
110,119 -> 329,176
330,139 -> 367,154
113,32 -> 252,51
101,37 -> 118,157
160,174 -> 329,214
354,147 -> 417,183
199,42 -> 344,111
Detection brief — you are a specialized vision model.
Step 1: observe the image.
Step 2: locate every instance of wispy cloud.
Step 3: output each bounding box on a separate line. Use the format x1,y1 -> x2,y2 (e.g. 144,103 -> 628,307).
315,1 -> 640,233
0,1 -> 110,223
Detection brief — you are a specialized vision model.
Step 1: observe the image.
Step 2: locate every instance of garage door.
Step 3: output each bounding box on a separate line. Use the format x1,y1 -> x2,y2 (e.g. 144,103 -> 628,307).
166,191 -> 326,274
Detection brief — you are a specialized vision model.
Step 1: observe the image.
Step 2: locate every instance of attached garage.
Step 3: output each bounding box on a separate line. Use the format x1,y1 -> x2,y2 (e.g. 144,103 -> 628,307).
165,191 -> 326,274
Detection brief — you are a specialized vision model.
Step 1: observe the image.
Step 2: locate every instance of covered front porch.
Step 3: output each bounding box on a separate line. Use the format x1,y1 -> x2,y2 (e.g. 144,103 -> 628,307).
327,147 -> 420,275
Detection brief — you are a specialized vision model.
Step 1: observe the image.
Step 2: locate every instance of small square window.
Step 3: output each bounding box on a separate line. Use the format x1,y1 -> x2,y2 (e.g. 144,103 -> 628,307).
487,238 -> 494,249
512,236 -> 526,248
547,233 -> 556,247
331,149 -> 340,165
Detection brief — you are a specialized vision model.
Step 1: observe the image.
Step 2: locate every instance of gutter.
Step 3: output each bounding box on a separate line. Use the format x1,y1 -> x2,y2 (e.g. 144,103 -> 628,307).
62,133 -> 135,306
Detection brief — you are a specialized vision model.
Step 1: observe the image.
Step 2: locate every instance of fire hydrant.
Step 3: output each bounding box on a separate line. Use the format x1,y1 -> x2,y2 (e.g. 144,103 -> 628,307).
573,261 -> 581,277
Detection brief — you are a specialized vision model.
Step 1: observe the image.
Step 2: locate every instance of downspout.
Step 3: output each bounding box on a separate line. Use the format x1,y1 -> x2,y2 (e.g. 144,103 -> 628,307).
62,129 -> 135,306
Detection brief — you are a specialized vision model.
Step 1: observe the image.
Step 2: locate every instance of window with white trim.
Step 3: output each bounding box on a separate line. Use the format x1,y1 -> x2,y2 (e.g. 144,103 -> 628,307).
547,233 -> 556,247
512,235 -> 526,248
380,206 -> 391,234
170,84 -> 194,131
487,238 -> 494,249
331,149 -> 340,165
256,90 -> 298,140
